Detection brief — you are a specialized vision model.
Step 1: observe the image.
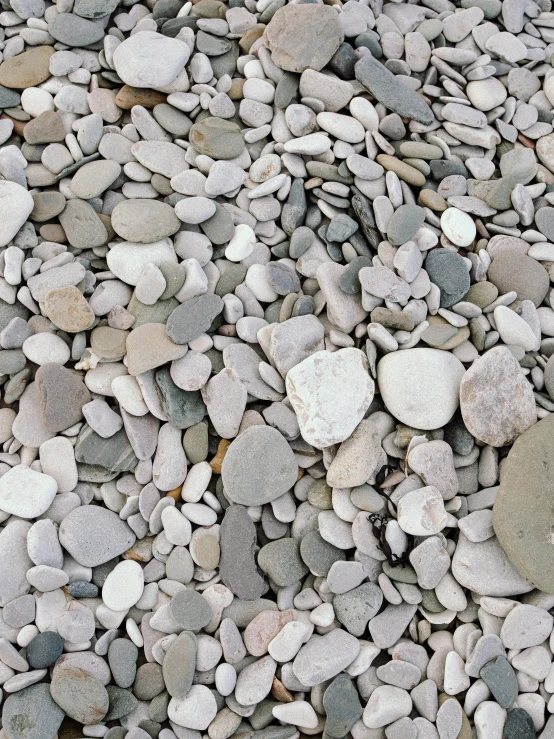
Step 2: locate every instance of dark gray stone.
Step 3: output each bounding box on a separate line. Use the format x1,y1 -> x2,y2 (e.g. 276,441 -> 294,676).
166,293 -> 224,345
67,581 -> 99,598
327,214 -> 358,243
170,589 -> 212,630
339,256 -> 372,295
425,248 -> 471,308
480,656 -> 519,709
26,631 -> 63,669
258,538 -> 309,587
323,674 -> 363,738
220,505 -> 266,600
503,708 -> 536,739
355,55 -> 434,125
154,366 -> 206,429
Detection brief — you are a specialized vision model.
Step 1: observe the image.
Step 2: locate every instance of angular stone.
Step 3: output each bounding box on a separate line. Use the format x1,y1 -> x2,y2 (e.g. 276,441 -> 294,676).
460,347 -> 536,447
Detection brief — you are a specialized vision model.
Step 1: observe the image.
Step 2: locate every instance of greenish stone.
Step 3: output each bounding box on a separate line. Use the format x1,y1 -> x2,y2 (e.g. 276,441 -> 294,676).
307,479 -> 333,509
258,538 -> 309,587
480,656 -> 518,709
183,422 -> 209,463
323,674 -> 363,738
105,686 -> 138,721
155,366 -> 206,430
74,424 -> 138,472
300,530 -> 345,577
127,294 -> 179,326
153,104 -> 192,137
502,708 -> 537,739
382,561 -> 418,584
0,349 -> 26,375
333,583 -> 383,636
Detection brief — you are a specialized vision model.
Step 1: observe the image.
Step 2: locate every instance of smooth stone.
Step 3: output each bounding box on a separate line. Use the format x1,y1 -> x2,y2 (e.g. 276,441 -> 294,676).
387,204 -> 425,247
0,465 -> 57,519
75,423 -> 137,472
221,425 -> 298,506
460,346 -> 537,447
333,583 -> 383,636
155,366 -> 206,429
113,31 -> 189,89
425,249 -> 471,308
493,413 -> 554,594
108,638 -> 138,689
488,251 -> 549,307
44,286 -> 95,333
2,683 -> 64,739
503,708 -> 537,739
258,538 -> 308,587
163,631 -> 196,699
355,55 -> 434,126
189,117 -> 244,160
286,348 -> 374,450
26,631 -> 63,669
126,323 -> 187,376
50,665 -> 109,725
452,534 -> 533,596
0,182 -> 34,248
170,589 -> 212,631
480,656 -> 518,709
219,505 -> 265,600
264,4 -> 343,73
59,505 -> 136,567
102,560 -> 144,611
111,199 -> 180,243
168,684 -> 217,729
377,348 -> 465,430
323,674 -> 363,738
48,14 -> 104,45
0,46 -> 54,89
59,199 -> 108,250
292,629 -> 361,687
70,160 -> 121,199
166,294 -> 224,345
35,363 -> 90,433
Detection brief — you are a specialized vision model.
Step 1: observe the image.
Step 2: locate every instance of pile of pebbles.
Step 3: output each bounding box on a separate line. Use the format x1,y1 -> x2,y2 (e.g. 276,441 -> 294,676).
5,0 -> 554,736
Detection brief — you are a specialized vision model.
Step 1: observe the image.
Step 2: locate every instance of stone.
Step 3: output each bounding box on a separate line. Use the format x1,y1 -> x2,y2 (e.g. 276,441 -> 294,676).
221,425 -> 297,506
170,589 -> 212,631
26,632 -> 64,669
50,665 -> 109,725
425,249 -> 471,308
163,631 -> 196,699
363,686 -> 413,729
292,629 -> 361,687
333,583 -> 383,636
286,348 -> 374,450
188,117 -> 245,160
493,414 -> 554,594
43,286 -> 95,333
111,200 -> 180,243
460,347 -> 537,447
0,465 -> 57,519
397,486 -> 448,536
113,32 -> 189,89
0,181 -> 34,248
501,604 -> 554,648
168,684 -> 217,730
264,5 -> 344,73
2,683 -> 64,739
355,55 -> 434,126
323,674 -> 363,738
488,251 -> 549,307
219,505 -> 265,600
36,363 -> 91,433
258,538 -> 308,587
166,294 -> 224,345
377,349 -> 465,430
480,656 -> 518,709
59,505 -> 136,567
0,46 -> 54,89
102,560 -> 144,611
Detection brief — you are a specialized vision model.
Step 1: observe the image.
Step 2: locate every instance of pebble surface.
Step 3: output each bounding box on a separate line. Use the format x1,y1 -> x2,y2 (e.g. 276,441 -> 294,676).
0,0 -> 552,737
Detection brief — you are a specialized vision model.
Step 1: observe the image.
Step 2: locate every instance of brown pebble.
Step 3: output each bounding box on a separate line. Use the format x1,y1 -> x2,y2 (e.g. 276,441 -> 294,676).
419,188 -> 447,211
0,113 -> 25,136
239,24 -> 266,53
40,224 -> 67,242
210,438 -> 231,474
115,86 -> 167,110
272,677 -> 294,702
376,154 -> 426,187
0,46 -> 54,89
44,286 -> 95,333
166,486 -> 182,502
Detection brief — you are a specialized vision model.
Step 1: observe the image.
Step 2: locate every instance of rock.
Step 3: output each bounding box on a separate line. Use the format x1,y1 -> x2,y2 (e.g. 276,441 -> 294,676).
126,322 -> 187,376
488,251 -> 549,307
480,656 -> 518,709
166,294 -> 224,345
221,425 -> 298,506
163,631 -> 196,699
323,674 -> 363,738
264,5 -> 344,73
355,55 -> 434,126
75,424 -> 137,472
425,248 -> 471,308
170,589 -> 212,631
460,347 -> 537,447
2,683 -> 64,739
286,348 -> 374,450
50,665 -> 109,725
35,363 -> 91,433
113,31 -> 189,89
0,46 -> 54,89
102,560 -> 144,611
363,685 -> 413,729
188,117 -> 245,160
397,486 -> 448,536
452,534 -> 533,597
493,414 -> 554,594
168,684 -> 217,729
333,583 -> 383,636
43,286 -> 95,333
501,604 -> 554,649
377,349 -> 465,430
0,181 -> 34,248
219,505 -> 265,600
258,538 -> 308,587
59,505 -> 136,567
26,632 -> 64,669
0,465 -> 57,518
111,200 -> 180,243
293,629 -> 360,687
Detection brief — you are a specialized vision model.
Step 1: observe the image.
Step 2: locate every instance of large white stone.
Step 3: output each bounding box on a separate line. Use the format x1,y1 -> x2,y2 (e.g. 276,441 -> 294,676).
397,486 -> 448,536
101,559 -> 144,611
107,238 -> 177,286
168,684 -> 217,729
0,465 -> 57,519
113,31 -> 190,90
0,181 -> 34,248
286,348 -> 374,450
377,348 -> 465,430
